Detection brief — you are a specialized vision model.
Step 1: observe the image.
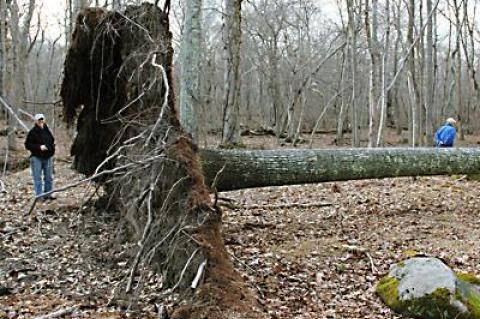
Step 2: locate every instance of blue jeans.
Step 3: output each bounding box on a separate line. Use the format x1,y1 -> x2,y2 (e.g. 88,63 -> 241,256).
30,156 -> 53,198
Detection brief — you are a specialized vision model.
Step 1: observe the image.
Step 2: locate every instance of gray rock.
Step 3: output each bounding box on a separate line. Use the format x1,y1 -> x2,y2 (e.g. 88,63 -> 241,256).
389,257 -> 456,300
377,257 -> 480,319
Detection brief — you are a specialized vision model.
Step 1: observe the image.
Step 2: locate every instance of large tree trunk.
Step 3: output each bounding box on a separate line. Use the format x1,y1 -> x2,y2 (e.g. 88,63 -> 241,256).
179,0 -> 203,139
201,148 -> 480,192
61,4 -> 261,318
221,0 -> 242,146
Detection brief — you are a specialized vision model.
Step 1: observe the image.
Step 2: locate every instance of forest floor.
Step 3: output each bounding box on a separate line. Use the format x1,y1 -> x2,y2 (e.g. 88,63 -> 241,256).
1,128 -> 480,318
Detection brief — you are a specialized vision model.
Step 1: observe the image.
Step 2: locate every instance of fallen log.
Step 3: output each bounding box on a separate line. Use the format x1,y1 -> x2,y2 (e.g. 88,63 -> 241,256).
201,148 -> 480,191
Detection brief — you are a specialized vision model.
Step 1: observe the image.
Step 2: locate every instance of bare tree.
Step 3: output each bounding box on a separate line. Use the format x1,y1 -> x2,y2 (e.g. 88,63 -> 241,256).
375,0 -> 391,147
0,0 -> 6,111
347,0 -> 360,147
179,0 -> 203,139
452,0 -> 464,140
221,0 -> 242,146
460,0 -> 478,135
424,0 -> 434,144
407,0 -> 419,146
6,0 -> 36,150
365,0 -> 380,147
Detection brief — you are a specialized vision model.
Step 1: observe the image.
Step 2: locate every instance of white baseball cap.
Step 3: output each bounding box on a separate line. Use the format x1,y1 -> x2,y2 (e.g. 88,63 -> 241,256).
446,118 -> 456,125
34,113 -> 45,121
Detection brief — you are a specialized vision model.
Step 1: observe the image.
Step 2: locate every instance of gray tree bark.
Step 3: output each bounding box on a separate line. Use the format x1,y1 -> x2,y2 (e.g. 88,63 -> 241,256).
346,0 -> 359,147
365,0 -> 380,147
201,148 -> 480,192
6,0 -> 35,149
179,0 -> 203,139
221,0 -> 242,146
425,0 -> 434,144
407,0 -> 419,146
453,0 -> 464,140
375,0 -> 390,147
0,0 -> 5,106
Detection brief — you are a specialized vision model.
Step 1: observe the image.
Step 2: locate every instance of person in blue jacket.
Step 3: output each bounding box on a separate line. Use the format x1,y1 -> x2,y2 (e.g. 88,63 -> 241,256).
434,118 -> 457,147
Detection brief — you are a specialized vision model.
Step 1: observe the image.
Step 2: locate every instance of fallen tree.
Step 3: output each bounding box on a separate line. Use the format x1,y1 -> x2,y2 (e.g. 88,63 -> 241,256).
61,4 -> 262,319
60,3 -> 480,318
201,148 -> 480,191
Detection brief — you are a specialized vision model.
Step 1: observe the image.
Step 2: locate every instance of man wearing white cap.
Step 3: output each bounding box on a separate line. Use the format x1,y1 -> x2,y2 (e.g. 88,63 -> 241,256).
25,114 -> 56,200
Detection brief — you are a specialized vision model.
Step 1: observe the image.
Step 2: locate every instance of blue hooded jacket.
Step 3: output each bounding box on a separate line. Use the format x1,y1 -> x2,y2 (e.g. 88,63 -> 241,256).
434,123 -> 456,147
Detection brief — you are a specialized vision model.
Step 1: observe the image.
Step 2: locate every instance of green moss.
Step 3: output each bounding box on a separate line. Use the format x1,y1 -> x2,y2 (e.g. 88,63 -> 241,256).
456,278 -> 480,318
466,174 -> 480,181
377,275 -> 469,319
457,273 -> 480,286
401,249 -> 421,259
404,288 -> 457,319
376,276 -> 401,310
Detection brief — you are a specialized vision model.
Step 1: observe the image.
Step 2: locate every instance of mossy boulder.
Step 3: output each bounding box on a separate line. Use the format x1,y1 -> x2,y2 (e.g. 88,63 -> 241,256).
376,257 -> 480,318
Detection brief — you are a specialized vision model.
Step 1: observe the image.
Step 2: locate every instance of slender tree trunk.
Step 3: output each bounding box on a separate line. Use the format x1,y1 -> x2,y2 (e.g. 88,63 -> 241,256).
461,0 -> 478,135
293,89 -> 306,144
286,80 -> 296,142
442,23 -> 453,121
454,0 -> 464,140
432,8 -> 439,125
66,0 -> 73,46
407,0 -> 419,146
6,0 -> 23,150
268,42 -> 281,132
393,1 -> 402,136
179,0 -> 203,139
365,0 -> 380,147
417,0 -> 425,146
347,0 -> 359,147
336,48 -> 347,142
0,0 -> 5,113
425,0 -> 434,144
221,0 -> 242,146
376,0 -> 390,147
408,72 -> 417,147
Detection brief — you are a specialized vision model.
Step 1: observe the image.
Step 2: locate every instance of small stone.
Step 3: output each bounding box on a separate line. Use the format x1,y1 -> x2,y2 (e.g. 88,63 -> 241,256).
377,257 -> 480,319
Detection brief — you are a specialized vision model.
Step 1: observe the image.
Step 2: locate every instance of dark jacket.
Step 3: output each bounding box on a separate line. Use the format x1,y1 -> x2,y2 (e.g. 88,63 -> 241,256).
25,124 -> 55,158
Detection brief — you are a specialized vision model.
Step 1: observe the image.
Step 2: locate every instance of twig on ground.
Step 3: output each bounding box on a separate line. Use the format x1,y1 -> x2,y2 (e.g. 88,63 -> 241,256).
33,306 -> 77,319
342,244 -> 377,274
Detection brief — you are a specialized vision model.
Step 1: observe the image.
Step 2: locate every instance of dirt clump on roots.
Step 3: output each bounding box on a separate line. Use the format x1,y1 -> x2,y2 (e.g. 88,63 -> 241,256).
61,3 -> 264,318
